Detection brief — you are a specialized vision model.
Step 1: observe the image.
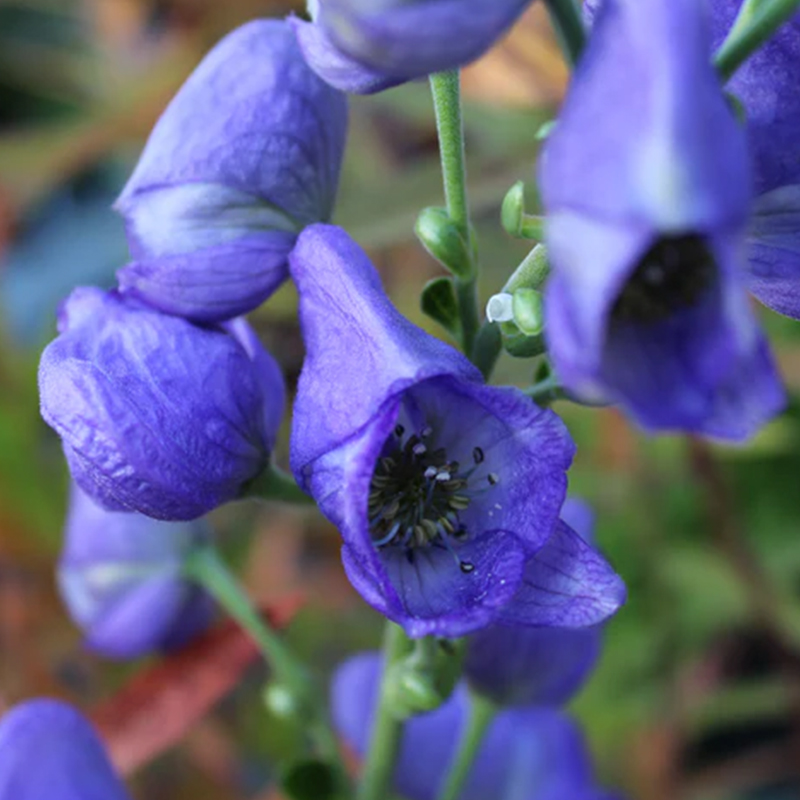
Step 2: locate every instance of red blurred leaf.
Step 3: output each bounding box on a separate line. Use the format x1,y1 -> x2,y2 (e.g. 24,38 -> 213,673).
91,596 -> 303,775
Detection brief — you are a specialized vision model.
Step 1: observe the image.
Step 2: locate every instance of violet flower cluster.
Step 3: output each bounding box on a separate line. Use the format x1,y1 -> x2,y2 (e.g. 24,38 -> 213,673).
18,0 -> 800,797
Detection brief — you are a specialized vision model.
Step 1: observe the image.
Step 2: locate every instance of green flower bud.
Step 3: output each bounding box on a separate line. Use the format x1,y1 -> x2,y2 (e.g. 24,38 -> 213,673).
415,206 -> 474,278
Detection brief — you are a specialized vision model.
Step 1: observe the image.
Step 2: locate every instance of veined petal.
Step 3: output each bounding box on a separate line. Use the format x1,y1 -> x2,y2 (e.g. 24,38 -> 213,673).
343,531 -> 526,638
465,624 -> 602,707
39,289 -> 284,520
292,17 -> 405,94
746,184 -> 800,319
319,0 -> 532,80
289,224 -> 480,477
117,21 -> 346,225
0,700 -> 131,800
115,20 -> 347,320
710,1 -> 800,194
496,520 -> 626,628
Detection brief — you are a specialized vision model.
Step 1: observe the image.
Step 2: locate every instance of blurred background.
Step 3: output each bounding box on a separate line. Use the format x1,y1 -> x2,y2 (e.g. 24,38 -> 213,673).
2,1 -> 800,799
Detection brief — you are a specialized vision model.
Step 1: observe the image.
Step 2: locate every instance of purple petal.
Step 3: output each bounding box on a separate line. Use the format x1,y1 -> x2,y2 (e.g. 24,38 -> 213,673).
292,17 -> 405,94
343,530 -> 526,639
319,0 -> 531,79
542,0 -> 750,232
710,1 -> 800,194
39,288 -> 284,520
0,700 -> 131,800
115,20 -> 347,321
59,484 -> 214,659
332,653 -> 614,800
117,230 -> 296,323
561,498 -> 595,544
496,520 -> 626,628
746,184 -> 800,318
289,224 -> 480,478
465,624 -> 602,707
697,331 -> 786,442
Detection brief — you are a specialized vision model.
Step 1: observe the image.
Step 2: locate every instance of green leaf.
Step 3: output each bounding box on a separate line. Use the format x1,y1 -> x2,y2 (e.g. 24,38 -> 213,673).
281,760 -> 337,800
421,277 -> 460,337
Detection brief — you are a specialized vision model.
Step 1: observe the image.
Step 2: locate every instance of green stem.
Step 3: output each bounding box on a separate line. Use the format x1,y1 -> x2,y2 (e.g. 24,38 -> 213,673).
435,693 -> 496,800
523,373 -> 566,406
543,0 -> 586,66
429,70 -> 479,358
715,0 -> 800,81
184,548 -> 345,787
357,622 -> 410,800
503,244 -> 551,294
245,464 -> 314,506
472,322 -> 502,381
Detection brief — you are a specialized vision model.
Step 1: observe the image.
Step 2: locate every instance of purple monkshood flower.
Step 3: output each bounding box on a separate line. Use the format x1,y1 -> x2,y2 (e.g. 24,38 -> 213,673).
293,0 -> 531,94
709,2 -> 800,320
39,287 -> 285,521
465,499 -> 602,707
332,653 -> 623,800
289,224 -> 625,638
115,19 -> 347,322
58,483 -> 214,660
0,699 -> 131,800
541,0 -> 785,441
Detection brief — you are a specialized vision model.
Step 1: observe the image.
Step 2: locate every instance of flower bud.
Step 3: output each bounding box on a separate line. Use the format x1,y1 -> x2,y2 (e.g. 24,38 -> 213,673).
39,287 -> 285,520
115,20 -> 347,322
0,700 -> 132,800
415,207 -> 474,279
58,484 -> 214,659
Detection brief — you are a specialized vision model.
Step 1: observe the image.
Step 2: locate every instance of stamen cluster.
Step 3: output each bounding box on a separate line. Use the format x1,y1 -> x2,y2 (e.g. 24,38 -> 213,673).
368,423 -> 497,571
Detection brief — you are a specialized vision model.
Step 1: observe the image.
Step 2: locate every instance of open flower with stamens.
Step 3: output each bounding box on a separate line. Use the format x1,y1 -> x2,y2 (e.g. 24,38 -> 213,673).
541,0 -> 785,440
289,225 -> 624,638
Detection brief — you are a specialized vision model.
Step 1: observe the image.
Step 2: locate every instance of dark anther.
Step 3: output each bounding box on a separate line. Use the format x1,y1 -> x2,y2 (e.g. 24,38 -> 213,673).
487,473 -> 499,486
459,561 -> 475,573
395,424 -> 405,438
611,234 -> 716,324
472,447 -> 484,465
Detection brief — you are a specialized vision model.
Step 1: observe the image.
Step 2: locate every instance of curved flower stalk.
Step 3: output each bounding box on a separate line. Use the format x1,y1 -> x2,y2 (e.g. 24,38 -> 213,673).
115,19 -> 347,322
289,224 -> 625,638
332,652 -> 623,800
540,0 -> 784,440
465,499 -> 602,707
58,483 -> 214,659
39,288 -> 285,521
0,699 -> 132,800
294,0 -> 531,94
709,2 -> 800,319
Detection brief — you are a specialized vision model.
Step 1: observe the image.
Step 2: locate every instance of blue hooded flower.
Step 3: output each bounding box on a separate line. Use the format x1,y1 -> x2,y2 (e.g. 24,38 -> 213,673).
294,0 -> 532,94
709,2 -> 800,319
58,483 -> 214,659
115,19 -> 347,322
39,287 -> 285,521
465,499 -> 603,707
0,699 -> 131,800
541,0 -> 785,440
289,224 -> 624,638
332,652 -> 623,800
